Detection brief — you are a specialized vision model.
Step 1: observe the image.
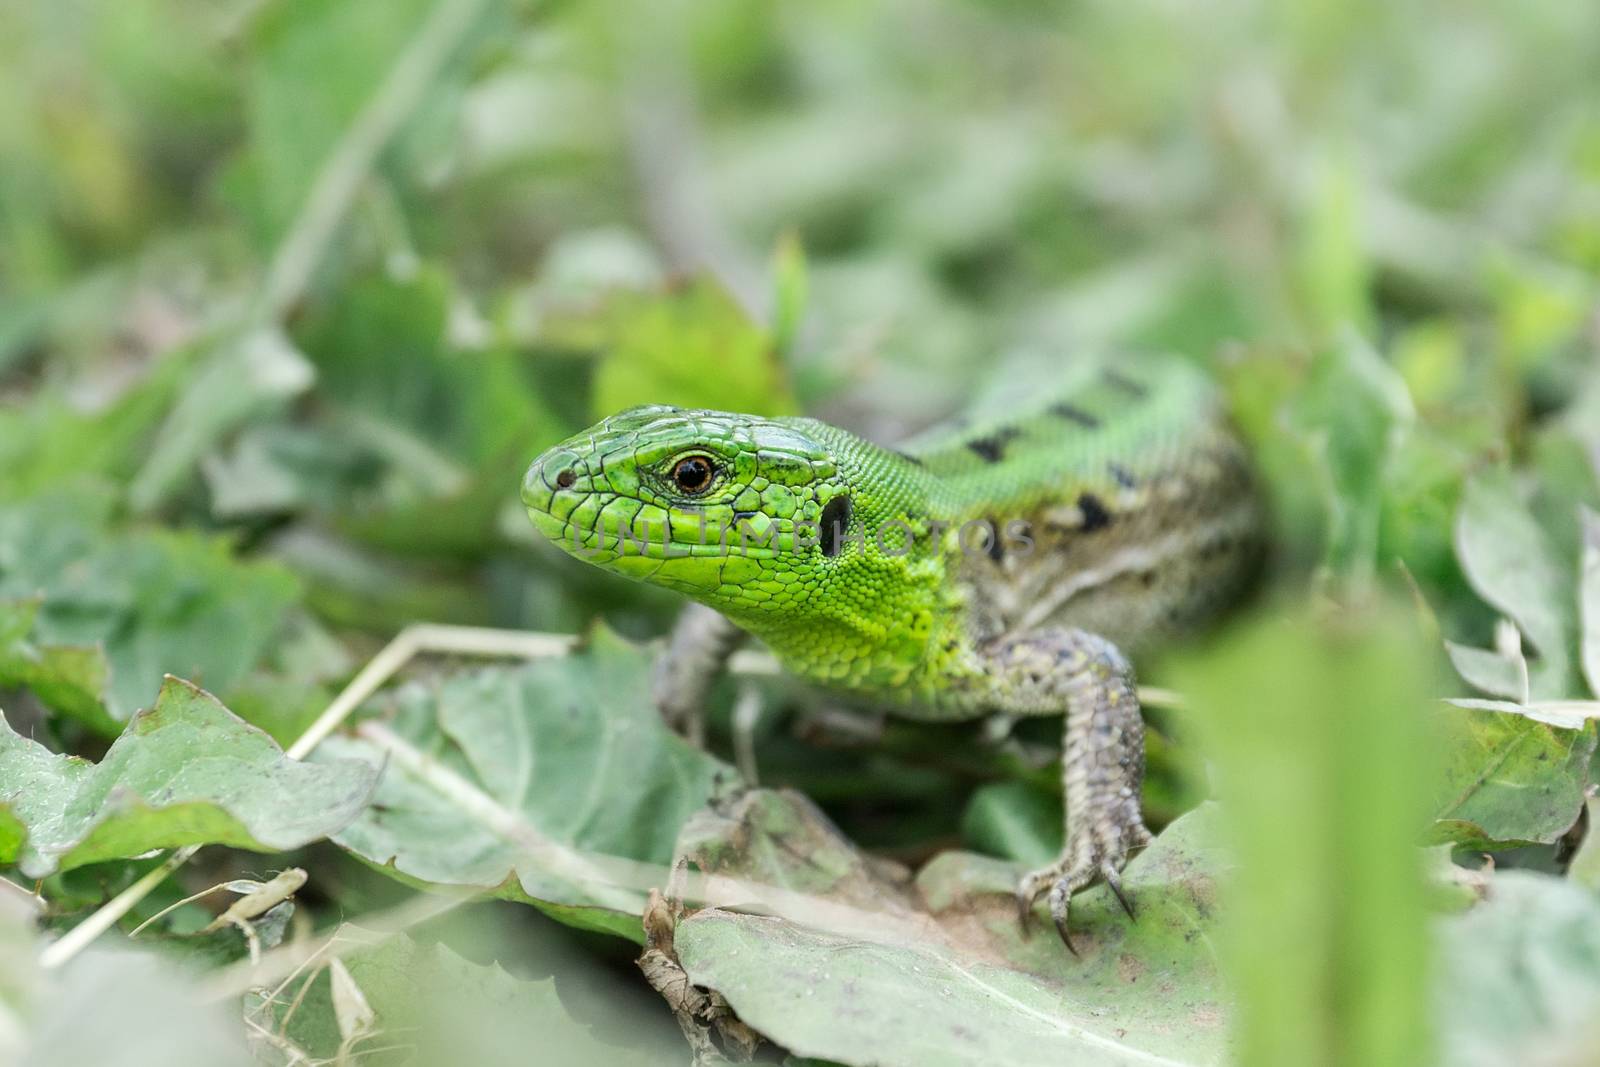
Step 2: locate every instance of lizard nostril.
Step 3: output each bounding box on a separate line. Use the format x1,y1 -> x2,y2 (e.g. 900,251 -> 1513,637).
555,469 -> 577,489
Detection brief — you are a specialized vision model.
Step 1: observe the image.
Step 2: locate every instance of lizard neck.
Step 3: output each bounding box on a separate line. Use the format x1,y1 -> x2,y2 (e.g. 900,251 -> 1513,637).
705,418 -> 952,693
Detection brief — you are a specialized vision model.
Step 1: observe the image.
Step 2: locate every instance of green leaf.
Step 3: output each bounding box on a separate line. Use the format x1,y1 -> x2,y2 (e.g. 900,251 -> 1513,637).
202,421 -> 393,520
675,794 -> 1231,1067
131,0 -> 497,511
592,277 -> 798,418
0,347 -> 196,506
1374,419 -> 1480,597
0,677 -> 378,878
0,599 -> 119,737
1286,331 -> 1415,585
243,0 -> 437,243
323,626 -> 730,940
1454,469 -> 1578,698
1435,871 -> 1600,1064
128,327 -> 315,513
7,863 -> 251,1065
1176,607 -> 1433,1067
1428,705 -> 1594,846
1444,640 -> 1526,701
25,949 -> 254,1067
297,268 -> 538,468
286,266 -> 562,553
1581,506 -> 1600,698
1434,480 -> 1595,846
0,494 -> 301,732
1525,416 -> 1600,575
264,930 -> 675,1065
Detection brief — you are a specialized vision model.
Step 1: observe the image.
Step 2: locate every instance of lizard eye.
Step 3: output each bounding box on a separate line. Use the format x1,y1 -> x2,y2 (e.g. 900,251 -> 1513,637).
671,455 -> 715,495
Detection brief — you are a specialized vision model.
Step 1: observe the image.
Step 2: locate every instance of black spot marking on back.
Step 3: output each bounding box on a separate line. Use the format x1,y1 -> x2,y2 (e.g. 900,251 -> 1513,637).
1108,463 -> 1137,489
986,521 -> 1005,563
892,449 -> 925,467
819,495 -> 853,558
1049,402 -> 1100,429
967,427 -> 1022,464
1102,369 -> 1149,398
1077,492 -> 1112,532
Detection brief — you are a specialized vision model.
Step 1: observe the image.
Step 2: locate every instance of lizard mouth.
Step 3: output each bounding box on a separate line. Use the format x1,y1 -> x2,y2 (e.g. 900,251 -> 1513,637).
526,506 -> 785,564
521,452 -> 782,562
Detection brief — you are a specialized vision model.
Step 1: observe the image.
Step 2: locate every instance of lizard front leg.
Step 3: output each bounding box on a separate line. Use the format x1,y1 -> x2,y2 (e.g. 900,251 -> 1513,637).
652,602 -> 747,747
979,627 -> 1153,952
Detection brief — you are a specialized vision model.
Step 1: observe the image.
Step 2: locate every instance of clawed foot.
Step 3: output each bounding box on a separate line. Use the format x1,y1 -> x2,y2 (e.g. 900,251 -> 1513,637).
1015,821 -> 1152,954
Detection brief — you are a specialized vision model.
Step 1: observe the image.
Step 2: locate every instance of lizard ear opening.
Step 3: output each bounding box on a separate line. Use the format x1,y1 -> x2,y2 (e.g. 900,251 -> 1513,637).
819,494 -> 852,557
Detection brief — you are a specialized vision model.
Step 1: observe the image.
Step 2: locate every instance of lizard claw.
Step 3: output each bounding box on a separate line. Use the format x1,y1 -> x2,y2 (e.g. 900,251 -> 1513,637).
1048,881 -> 1079,956
1016,876 -> 1080,955
1015,826 -> 1146,954
1015,886 -> 1035,937
1102,864 -> 1136,921
1014,859 -> 1095,955
1054,914 -> 1079,957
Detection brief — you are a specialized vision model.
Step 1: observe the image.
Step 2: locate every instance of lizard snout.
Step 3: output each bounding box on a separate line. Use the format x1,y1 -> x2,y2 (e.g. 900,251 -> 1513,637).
522,447 -> 583,514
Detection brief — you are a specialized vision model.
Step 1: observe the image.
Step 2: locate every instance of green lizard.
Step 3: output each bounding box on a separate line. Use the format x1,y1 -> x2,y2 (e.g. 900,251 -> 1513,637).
521,355 -> 1263,949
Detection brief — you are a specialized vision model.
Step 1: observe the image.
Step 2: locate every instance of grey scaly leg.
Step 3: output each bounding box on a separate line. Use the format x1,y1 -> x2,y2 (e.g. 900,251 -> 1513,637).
652,602 -> 746,747
980,627 -> 1152,952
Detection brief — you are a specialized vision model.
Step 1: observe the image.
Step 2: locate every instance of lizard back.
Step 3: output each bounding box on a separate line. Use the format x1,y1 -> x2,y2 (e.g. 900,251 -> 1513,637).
897,356 -> 1263,658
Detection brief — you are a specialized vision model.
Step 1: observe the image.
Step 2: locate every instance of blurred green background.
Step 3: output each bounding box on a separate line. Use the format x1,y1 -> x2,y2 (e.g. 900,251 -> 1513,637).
3,0 -> 1600,1064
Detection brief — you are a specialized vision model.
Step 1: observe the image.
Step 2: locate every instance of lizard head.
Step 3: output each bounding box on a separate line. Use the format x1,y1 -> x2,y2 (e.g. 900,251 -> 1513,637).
522,405 -> 868,619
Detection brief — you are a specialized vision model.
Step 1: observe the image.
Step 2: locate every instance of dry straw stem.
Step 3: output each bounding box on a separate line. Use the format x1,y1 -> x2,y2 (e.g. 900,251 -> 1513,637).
36,624 -> 772,970
201,716 -> 951,1005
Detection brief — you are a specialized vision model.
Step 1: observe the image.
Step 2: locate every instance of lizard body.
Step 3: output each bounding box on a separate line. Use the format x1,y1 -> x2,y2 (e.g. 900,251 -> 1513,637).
522,354 -> 1263,946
